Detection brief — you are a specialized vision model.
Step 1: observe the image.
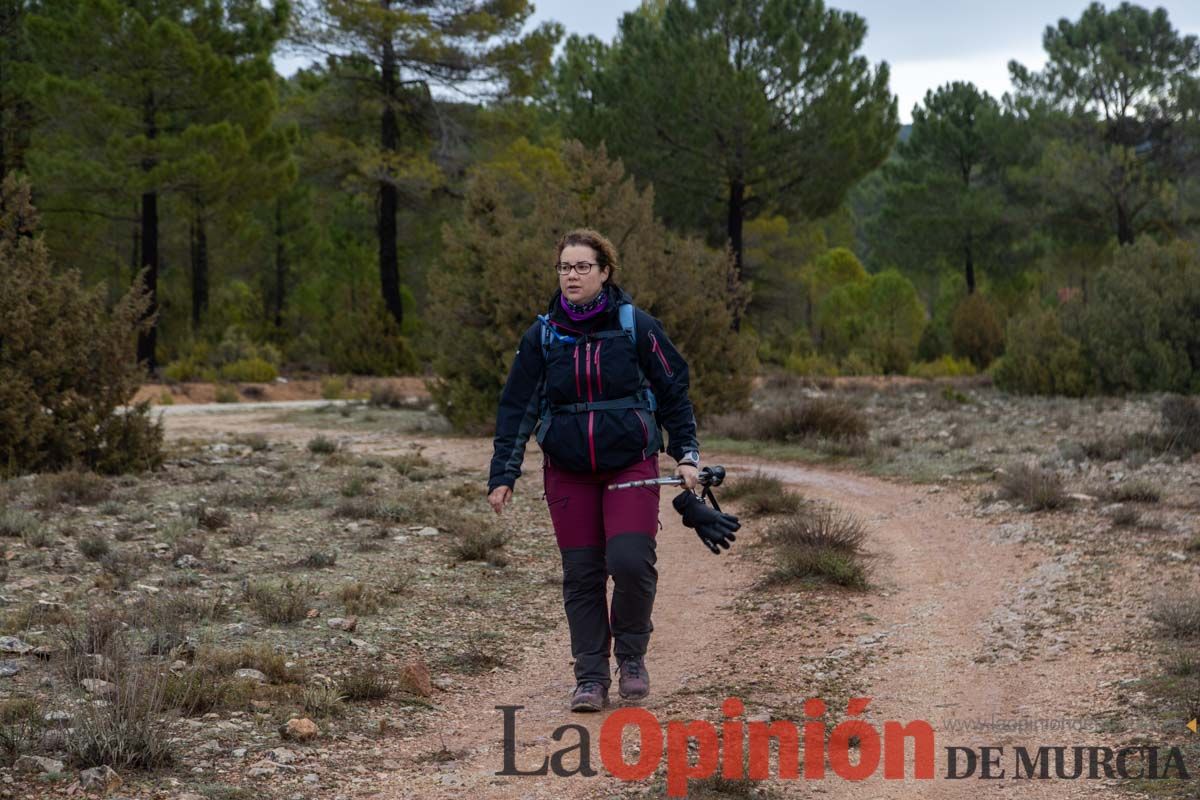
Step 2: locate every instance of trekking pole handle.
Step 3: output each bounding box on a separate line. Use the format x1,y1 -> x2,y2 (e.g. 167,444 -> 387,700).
607,465 -> 725,491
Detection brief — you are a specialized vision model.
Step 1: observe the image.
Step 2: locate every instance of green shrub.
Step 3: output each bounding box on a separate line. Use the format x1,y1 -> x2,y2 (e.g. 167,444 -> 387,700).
369,382 -> 422,408
243,579 -> 317,625
950,292 -> 1004,369
705,399 -> 869,444
213,325 -> 281,369
162,669 -> 248,717
1077,239 -> 1200,394
811,263 -> 925,374
1162,395 -> 1200,454
783,352 -> 838,376
0,697 -> 44,766
720,471 -> 804,516
767,506 -> 869,589
992,306 -> 1090,396
213,384 -> 239,403
34,469 -> 111,507
860,269 -> 927,374
68,664 -> 174,769
201,643 -> 304,684
77,534 -> 112,561
302,683 -> 346,718
450,530 -> 508,563
325,295 -> 420,376
0,176 -> 163,477
307,435 -> 337,454
336,581 -> 387,615
907,355 -> 978,378
1105,479 -> 1162,503
1151,594 -> 1200,638
995,462 -> 1070,511
339,668 -> 392,701
161,358 -> 217,383
0,508 -> 38,539
428,139 -> 755,431
218,358 -> 278,383
321,375 -> 347,399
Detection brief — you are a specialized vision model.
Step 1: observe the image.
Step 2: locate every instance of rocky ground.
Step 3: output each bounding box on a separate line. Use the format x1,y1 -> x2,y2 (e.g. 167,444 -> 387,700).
0,375 -> 1196,799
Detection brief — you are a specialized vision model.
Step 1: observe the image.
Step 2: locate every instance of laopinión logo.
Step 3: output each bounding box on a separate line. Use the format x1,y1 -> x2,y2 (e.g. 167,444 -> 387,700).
496,697 -> 1192,798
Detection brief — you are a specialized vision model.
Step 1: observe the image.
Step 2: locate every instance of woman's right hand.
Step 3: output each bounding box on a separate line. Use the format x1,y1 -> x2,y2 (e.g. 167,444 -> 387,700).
488,485 -> 513,515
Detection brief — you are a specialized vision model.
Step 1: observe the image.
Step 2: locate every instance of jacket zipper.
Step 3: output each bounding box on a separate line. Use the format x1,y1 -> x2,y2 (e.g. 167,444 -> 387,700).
650,332 -> 673,376
573,344 -> 581,398
636,410 -> 648,459
594,341 -> 603,394
585,341 -> 596,471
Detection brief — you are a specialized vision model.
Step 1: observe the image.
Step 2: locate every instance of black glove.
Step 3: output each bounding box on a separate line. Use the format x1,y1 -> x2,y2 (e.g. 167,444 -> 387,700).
673,490 -> 740,554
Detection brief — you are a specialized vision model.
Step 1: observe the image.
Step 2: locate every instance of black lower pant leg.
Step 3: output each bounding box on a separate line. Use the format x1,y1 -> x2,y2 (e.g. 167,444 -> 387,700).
606,533 -> 657,661
560,547 -> 611,687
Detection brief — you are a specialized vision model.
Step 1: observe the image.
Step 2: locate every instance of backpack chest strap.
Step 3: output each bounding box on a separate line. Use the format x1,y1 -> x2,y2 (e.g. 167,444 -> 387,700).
552,393 -> 653,414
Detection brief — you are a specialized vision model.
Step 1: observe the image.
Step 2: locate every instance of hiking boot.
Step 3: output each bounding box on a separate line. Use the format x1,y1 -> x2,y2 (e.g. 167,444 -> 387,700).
570,681 -> 608,712
617,656 -> 650,701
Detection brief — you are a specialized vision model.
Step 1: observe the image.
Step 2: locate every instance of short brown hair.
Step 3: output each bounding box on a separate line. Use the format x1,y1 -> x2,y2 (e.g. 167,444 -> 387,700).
556,228 -> 619,286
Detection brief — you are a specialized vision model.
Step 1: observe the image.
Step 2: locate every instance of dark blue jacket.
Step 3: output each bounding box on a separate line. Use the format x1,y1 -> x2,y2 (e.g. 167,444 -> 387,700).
488,284 -> 699,493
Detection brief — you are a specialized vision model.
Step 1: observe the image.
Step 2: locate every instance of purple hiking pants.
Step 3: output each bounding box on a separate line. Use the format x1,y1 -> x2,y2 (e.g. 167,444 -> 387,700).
543,453 -> 661,689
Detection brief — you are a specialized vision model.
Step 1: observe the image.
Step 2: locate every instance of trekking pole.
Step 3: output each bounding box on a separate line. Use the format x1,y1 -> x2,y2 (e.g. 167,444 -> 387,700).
606,465 -> 726,492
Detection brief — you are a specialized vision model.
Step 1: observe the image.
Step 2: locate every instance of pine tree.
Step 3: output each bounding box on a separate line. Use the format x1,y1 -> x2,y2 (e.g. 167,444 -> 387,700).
551,0 -> 898,319
1010,2 -> 1200,245
292,0 -> 561,331
0,0 -> 42,182
874,82 -> 1014,295
23,0 -> 292,369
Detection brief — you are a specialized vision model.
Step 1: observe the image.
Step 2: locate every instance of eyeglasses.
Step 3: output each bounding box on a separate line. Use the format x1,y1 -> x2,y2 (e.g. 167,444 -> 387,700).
555,261 -> 599,276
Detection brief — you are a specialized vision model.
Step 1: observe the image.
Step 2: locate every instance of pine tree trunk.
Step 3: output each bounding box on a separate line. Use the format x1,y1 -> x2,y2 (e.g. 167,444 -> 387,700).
190,204 -> 208,328
136,96 -> 159,370
727,178 -> 745,331
274,198 -> 286,329
964,232 -> 976,294
1116,200 -> 1134,246
138,189 -> 158,369
377,2 -> 403,328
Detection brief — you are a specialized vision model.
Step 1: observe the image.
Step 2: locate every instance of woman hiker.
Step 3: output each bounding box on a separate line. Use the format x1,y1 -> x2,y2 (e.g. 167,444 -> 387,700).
486,228 -> 728,712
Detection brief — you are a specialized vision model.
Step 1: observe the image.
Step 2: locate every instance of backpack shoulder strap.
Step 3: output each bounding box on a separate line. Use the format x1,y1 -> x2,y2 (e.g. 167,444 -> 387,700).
619,303 -> 658,413
618,303 -> 636,345
538,315 -> 553,363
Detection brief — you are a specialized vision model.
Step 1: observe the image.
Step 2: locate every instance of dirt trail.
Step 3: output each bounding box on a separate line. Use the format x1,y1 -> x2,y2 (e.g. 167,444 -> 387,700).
162,407 -> 1135,799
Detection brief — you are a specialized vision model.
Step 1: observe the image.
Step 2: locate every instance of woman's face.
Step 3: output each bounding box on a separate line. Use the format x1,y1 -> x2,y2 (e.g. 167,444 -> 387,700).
558,244 -> 610,304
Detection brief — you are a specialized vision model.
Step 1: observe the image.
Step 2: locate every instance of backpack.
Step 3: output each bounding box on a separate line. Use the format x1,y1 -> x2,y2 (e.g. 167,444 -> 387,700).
533,303 -> 663,464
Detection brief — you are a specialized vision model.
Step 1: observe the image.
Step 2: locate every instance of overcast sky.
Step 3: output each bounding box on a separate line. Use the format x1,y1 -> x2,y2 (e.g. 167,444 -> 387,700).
278,2 -> 1200,124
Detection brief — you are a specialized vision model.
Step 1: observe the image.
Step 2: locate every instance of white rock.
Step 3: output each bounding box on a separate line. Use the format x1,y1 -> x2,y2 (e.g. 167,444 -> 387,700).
234,668 -> 268,683
0,636 -> 33,655
268,747 -> 299,764
78,765 -> 121,791
15,755 -> 64,774
81,678 -> 117,696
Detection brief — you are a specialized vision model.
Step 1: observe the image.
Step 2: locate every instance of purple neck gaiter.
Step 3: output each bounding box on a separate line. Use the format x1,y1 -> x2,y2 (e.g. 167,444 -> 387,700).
560,287 -> 608,322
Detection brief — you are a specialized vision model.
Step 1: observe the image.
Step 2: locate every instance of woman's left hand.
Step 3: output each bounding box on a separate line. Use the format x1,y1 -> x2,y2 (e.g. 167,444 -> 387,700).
676,463 -> 699,491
